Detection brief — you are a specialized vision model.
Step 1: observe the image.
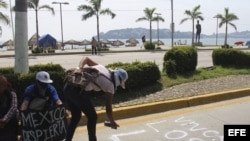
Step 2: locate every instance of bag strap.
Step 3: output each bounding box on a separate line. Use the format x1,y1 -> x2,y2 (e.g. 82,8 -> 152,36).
94,70 -> 116,92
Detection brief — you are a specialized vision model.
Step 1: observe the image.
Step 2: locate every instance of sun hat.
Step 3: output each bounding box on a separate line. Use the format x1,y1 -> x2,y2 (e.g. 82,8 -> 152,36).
115,68 -> 128,89
36,71 -> 53,83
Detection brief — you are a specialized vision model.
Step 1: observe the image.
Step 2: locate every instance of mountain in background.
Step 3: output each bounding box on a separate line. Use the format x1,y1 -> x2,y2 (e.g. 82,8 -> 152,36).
98,27 -> 250,39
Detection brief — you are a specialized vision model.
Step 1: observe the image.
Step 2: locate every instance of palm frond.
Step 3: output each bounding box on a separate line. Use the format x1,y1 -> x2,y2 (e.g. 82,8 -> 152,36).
0,0 -> 8,9
39,5 -> 55,15
136,17 -> 148,22
180,18 -> 189,24
100,8 -> 116,19
228,23 -> 237,31
0,12 -> 10,25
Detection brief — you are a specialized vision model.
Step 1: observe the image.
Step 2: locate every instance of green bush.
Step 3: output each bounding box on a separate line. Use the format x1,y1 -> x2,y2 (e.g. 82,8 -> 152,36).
144,41 -> 155,50
212,48 -> 250,67
29,63 -> 65,72
31,47 -> 43,54
106,61 -> 160,89
0,63 -> 66,107
31,47 -> 55,54
1,61 -> 160,107
221,44 -> 233,48
164,59 -> 177,77
163,46 -> 197,74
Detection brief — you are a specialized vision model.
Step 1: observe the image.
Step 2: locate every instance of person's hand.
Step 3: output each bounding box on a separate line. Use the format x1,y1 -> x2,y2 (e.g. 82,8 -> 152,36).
0,118 -> 7,128
65,109 -> 71,118
110,121 -> 120,129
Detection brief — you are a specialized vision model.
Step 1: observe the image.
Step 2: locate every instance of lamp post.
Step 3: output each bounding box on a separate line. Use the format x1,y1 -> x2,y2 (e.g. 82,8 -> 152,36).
155,13 -> 161,46
52,1 -> 69,50
171,0 -> 174,48
213,15 -> 219,46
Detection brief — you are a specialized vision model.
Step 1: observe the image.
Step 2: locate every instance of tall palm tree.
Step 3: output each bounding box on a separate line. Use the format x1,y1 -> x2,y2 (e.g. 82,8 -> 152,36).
15,0 -> 28,73
0,0 -> 10,37
27,0 -> 55,47
180,5 -> 203,46
216,8 -> 239,46
136,8 -> 164,43
78,0 -> 116,48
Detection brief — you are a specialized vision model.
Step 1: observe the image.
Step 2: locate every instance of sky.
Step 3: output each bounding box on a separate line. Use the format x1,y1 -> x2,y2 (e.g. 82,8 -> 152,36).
0,0 -> 249,42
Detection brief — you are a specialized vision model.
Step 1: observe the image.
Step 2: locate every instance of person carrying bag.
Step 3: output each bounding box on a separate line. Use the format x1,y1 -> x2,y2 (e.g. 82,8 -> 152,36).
63,57 -> 128,141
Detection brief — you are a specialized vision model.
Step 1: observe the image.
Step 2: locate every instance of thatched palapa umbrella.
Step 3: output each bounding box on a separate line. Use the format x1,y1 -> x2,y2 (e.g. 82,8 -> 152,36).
28,33 -> 40,47
1,39 -> 14,50
112,40 -> 124,47
80,39 -> 91,45
153,40 -> 164,45
100,39 -> 111,44
126,38 -> 139,47
64,39 -> 81,49
80,39 -> 91,49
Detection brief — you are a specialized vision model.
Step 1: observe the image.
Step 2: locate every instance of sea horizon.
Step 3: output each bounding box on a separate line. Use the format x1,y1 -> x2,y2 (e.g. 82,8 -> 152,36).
1,37 -> 249,51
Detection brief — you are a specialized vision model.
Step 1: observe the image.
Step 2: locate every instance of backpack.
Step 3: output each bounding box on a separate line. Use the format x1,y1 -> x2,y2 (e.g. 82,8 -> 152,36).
64,67 -> 116,92
27,85 -> 51,111
64,67 -> 100,88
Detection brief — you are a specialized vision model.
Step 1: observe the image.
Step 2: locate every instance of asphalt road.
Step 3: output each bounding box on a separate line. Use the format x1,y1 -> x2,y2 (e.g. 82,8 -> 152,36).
0,50 -> 213,70
73,96 -> 250,141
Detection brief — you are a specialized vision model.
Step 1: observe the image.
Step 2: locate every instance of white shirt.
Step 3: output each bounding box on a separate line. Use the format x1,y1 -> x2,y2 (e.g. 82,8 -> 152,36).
84,64 -> 115,94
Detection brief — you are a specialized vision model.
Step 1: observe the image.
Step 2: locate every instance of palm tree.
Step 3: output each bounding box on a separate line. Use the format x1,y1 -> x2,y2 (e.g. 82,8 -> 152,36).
136,8 -> 164,43
27,0 -> 55,47
180,5 -> 203,46
14,0 -> 28,73
216,8 -> 239,46
78,0 -> 116,49
0,0 -> 10,36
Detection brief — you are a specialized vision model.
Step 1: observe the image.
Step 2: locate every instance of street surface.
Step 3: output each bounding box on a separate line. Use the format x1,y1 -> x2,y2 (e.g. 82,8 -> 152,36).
73,96 -> 250,141
0,50 -> 213,70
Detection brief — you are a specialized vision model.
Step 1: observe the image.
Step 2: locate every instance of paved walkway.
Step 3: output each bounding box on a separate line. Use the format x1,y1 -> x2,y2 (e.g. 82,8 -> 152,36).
2,45 -> 250,141
1,45 -> 249,57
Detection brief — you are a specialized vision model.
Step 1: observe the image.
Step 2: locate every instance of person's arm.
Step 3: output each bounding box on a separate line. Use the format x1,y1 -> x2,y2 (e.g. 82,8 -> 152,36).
105,92 -> 119,129
55,99 -> 63,105
20,100 -> 29,111
1,91 -> 18,122
79,57 -> 98,68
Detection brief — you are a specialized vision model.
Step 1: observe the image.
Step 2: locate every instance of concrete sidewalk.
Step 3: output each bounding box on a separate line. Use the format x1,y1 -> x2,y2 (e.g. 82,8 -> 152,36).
1,45 -> 249,58
74,87 -> 250,126
71,87 -> 250,140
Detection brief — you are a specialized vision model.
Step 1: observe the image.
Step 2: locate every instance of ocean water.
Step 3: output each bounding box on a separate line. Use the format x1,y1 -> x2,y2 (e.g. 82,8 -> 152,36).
1,38 -> 248,51
65,37 -> 248,49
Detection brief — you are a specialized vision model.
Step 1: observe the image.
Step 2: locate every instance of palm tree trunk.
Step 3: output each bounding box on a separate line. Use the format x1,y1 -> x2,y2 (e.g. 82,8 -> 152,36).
36,9 -> 39,47
96,14 -> 100,53
15,0 -> 29,73
192,19 -> 194,47
149,20 -> 152,43
224,23 -> 228,46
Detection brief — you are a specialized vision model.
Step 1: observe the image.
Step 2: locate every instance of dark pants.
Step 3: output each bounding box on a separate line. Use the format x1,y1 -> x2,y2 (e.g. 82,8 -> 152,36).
63,84 -> 97,141
0,122 -> 18,141
92,46 -> 97,55
196,33 -> 201,43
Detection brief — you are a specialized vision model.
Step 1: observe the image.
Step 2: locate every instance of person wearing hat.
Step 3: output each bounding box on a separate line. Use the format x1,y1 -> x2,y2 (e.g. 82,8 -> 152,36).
63,57 -> 128,141
0,75 -> 18,141
20,71 -> 63,111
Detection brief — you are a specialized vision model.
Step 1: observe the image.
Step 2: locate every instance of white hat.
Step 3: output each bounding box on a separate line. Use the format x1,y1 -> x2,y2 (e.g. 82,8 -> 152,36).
36,71 -> 53,83
115,68 -> 128,89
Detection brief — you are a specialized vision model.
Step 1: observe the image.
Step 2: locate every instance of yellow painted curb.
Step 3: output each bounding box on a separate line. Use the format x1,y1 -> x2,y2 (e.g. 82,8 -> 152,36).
74,88 -> 250,126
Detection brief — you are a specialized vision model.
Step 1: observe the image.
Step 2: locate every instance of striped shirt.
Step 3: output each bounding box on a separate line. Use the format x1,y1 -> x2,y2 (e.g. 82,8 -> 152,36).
2,91 -> 17,122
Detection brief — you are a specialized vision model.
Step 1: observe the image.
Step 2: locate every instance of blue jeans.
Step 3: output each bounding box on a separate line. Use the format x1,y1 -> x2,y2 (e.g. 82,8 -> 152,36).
63,84 -> 97,141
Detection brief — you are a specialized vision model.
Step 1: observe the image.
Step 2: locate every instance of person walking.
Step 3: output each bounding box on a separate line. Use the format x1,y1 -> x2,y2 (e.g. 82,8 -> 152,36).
91,37 -> 97,55
141,35 -> 146,48
63,57 -> 128,141
196,20 -> 201,43
0,76 -> 18,141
